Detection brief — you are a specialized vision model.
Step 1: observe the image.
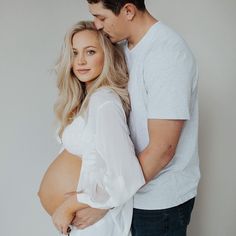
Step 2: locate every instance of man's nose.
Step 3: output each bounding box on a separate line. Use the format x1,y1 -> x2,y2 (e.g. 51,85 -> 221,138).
94,18 -> 103,30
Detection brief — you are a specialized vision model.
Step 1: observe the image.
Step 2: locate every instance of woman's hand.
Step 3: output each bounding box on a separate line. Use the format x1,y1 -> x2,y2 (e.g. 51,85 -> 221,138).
52,193 -> 89,234
52,198 -> 74,235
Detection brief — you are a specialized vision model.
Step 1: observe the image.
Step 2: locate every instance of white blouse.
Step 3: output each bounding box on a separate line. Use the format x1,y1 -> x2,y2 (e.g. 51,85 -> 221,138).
60,87 -> 145,236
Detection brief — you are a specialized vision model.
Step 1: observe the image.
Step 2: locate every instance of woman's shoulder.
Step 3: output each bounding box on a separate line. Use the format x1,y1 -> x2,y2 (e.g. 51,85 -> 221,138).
89,86 -> 122,110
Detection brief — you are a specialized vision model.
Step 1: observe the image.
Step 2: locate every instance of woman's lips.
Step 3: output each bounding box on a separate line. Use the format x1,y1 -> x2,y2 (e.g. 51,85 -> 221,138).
77,69 -> 90,74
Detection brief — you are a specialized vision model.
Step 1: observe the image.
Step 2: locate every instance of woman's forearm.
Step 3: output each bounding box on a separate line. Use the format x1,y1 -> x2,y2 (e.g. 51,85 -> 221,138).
52,193 -> 89,234
63,194 -> 89,215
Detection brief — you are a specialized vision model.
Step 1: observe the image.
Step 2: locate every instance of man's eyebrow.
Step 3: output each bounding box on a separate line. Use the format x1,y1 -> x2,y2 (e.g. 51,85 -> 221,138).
89,10 -> 103,17
92,13 -> 101,17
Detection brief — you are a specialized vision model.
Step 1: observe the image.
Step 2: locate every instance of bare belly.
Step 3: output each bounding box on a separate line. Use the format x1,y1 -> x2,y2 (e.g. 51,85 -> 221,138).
38,149 -> 82,215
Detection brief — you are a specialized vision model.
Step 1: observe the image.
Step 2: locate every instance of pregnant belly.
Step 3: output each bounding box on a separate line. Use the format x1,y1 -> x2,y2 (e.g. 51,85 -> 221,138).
38,149 -> 82,215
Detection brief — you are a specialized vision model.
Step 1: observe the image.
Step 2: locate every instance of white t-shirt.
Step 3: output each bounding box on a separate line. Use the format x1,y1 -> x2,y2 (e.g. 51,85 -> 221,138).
60,87 -> 145,235
124,21 -> 200,210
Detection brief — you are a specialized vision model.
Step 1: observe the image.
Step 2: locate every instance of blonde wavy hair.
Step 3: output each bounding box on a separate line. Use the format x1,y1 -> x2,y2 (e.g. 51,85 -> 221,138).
54,21 -> 130,137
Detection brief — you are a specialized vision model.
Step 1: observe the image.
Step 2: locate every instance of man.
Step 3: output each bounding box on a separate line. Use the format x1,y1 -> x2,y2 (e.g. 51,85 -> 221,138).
73,1 -> 200,235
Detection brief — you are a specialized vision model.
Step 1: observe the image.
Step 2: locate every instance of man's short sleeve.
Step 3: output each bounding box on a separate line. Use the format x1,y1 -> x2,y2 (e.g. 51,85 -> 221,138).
144,47 -> 197,120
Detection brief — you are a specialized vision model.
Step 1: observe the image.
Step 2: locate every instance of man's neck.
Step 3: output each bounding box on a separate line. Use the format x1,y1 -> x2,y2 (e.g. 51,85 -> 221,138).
127,11 -> 158,50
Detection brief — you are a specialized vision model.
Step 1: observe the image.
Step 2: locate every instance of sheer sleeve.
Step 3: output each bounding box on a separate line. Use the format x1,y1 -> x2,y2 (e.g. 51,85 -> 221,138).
77,101 -> 145,208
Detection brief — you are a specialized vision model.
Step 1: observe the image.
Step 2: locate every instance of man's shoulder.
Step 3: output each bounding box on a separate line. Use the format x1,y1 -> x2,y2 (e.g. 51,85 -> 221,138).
149,22 -> 193,56
144,23 -> 195,67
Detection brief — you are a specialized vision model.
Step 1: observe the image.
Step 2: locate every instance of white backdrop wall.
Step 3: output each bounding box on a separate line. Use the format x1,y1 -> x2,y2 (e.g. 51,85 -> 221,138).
0,1 -> 235,235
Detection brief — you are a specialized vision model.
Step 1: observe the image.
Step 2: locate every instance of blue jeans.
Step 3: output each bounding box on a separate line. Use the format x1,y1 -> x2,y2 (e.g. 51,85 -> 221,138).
131,198 -> 195,236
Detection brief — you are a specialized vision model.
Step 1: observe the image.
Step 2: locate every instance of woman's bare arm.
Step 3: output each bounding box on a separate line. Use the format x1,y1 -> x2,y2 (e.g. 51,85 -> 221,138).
52,193 -> 89,234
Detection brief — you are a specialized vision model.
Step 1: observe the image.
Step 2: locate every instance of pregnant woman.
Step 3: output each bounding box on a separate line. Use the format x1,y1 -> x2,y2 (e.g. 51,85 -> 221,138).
38,21 -> 145,236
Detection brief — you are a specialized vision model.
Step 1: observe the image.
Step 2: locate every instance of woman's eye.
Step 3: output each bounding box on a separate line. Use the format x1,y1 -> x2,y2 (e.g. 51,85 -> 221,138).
87,50 -> 96,55
73,51 -> 78,56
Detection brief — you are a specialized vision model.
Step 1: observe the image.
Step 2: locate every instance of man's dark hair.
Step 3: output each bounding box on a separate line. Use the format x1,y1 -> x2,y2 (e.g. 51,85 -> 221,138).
87,0 -> 146,15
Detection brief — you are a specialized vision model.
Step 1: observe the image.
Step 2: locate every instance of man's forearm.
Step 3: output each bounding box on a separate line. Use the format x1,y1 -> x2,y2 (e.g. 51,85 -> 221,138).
138,144 -> 175,182
139,119 -> 184,182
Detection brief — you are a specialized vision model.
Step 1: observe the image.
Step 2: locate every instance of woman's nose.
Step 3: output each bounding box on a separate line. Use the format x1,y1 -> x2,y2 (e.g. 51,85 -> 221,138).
76,54 -> 86,65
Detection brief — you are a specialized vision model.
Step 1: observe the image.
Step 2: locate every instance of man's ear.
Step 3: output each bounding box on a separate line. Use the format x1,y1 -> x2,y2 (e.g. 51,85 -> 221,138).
121,3 -> 136,21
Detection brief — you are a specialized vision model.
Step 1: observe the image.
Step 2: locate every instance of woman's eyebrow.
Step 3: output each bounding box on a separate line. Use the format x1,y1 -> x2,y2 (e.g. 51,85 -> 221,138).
72,46 -> 97,50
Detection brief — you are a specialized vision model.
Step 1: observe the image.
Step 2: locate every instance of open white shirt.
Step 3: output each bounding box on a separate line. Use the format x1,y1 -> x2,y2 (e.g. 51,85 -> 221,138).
60,87 -> 145,236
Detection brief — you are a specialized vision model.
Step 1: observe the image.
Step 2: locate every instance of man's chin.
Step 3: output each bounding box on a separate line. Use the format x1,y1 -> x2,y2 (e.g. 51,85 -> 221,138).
109,37 -> 117,43
104,33 -> 122,43
108,36 -> 121,43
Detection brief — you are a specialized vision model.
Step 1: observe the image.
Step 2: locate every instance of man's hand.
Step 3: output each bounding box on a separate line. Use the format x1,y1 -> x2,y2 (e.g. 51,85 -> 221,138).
72,207 -> 108,229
